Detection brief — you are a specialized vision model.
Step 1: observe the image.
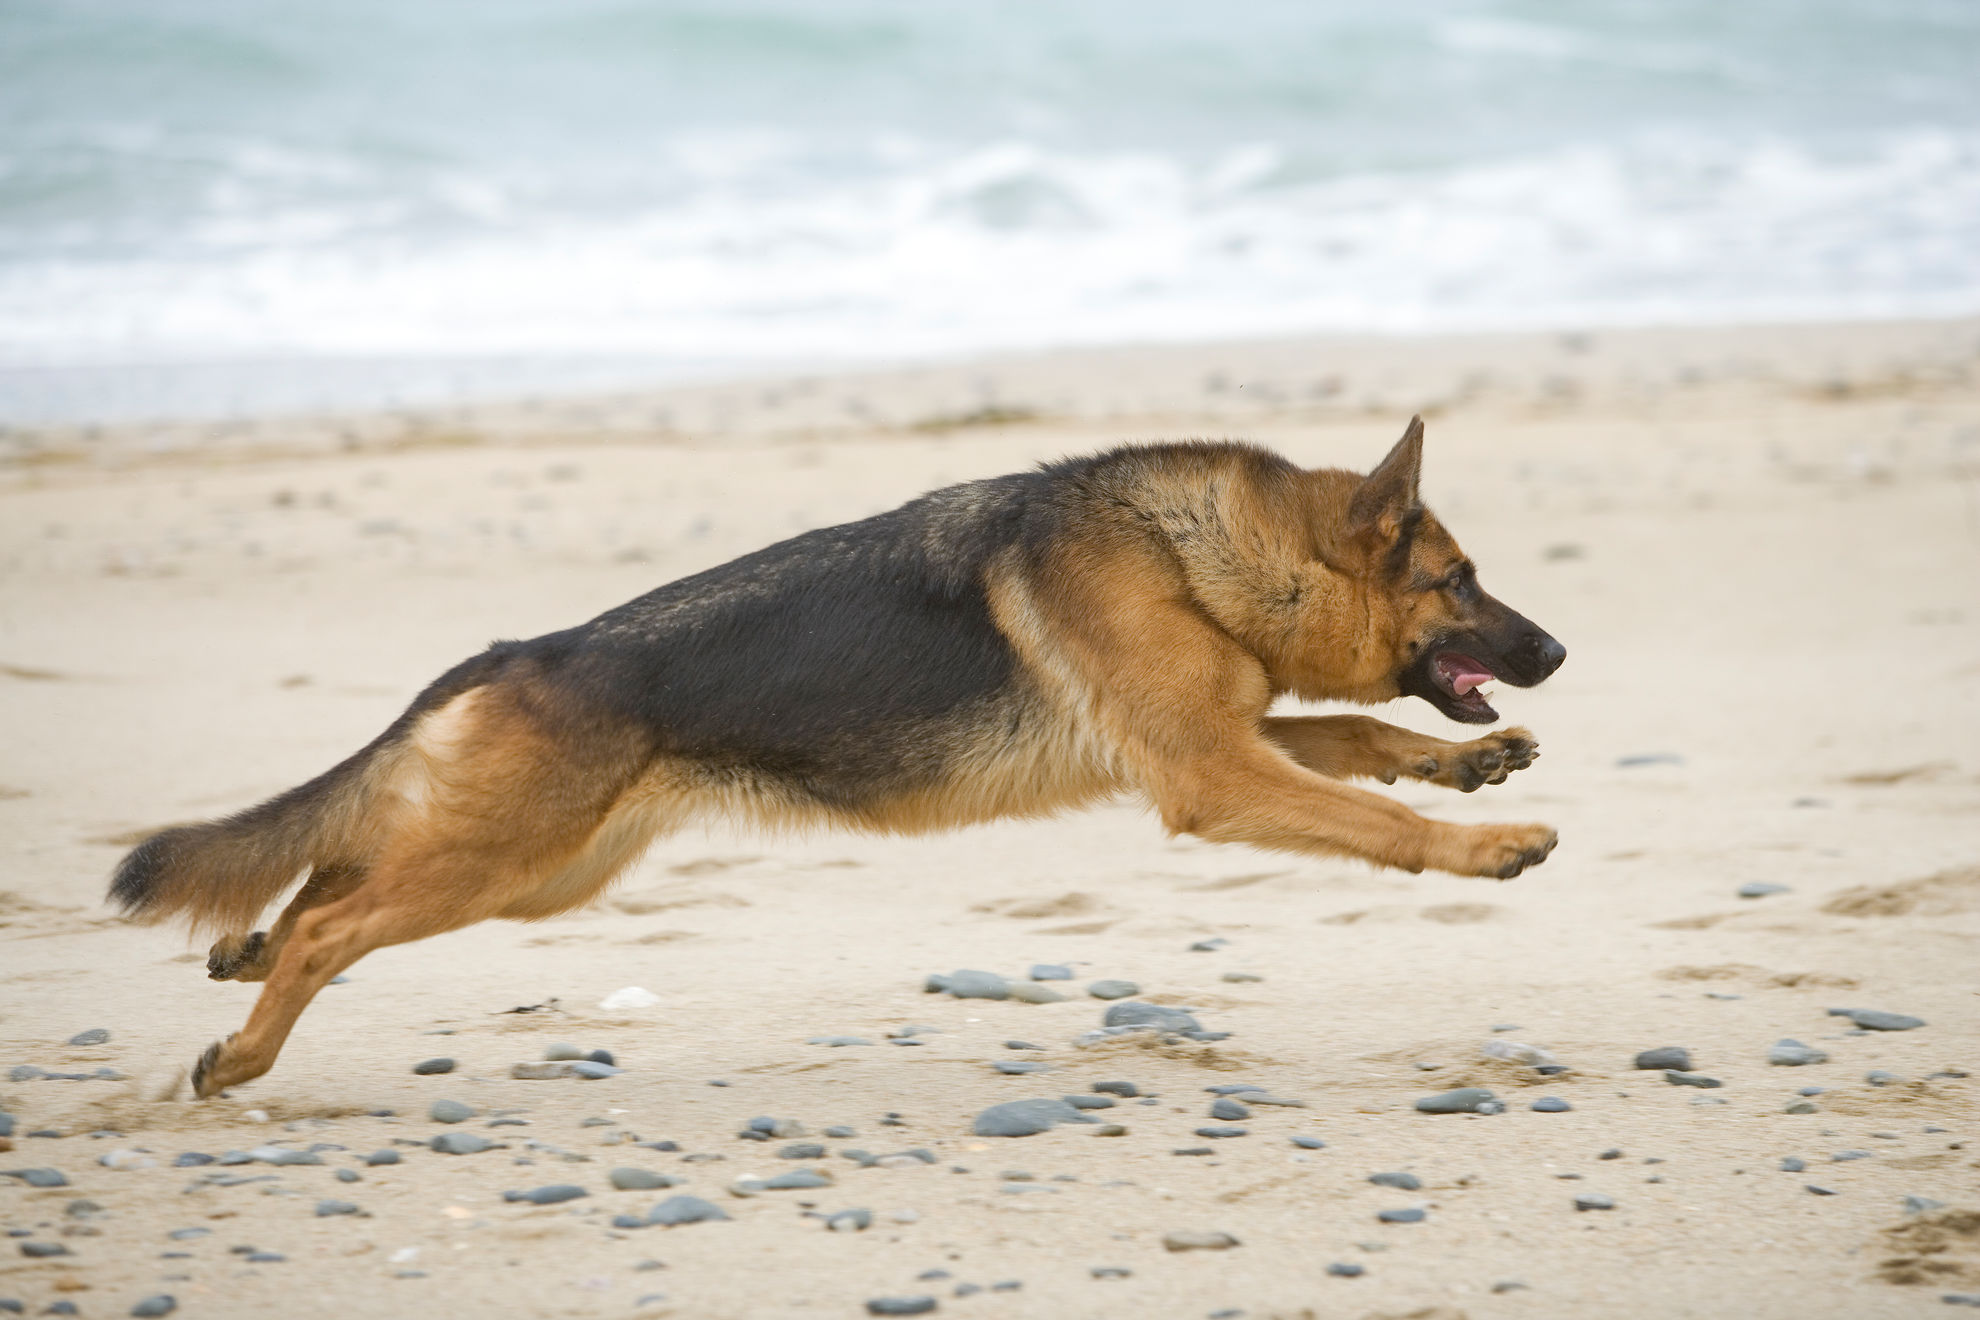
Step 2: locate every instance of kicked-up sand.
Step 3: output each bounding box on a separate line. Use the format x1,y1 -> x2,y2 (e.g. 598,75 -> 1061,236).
1,318 -> 1978,1319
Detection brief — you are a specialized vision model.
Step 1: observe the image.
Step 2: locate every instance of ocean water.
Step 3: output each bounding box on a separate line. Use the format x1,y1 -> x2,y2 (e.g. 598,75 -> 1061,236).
2,0 -> 1977,422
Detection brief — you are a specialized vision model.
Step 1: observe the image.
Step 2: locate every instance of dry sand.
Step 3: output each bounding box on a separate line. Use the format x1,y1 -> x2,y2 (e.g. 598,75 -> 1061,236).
2,319 -> 1978,1320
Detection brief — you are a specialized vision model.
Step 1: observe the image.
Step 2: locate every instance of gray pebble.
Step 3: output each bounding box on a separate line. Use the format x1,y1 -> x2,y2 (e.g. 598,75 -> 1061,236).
1664,1071 -> 1723,1088
1785,1101 -> 1820,1115
1736,882 -> 1790,899
571,1061 -> 621,1079
1090,1267 -> 1131,1279
315,1199 -> 361,1217
1087,980 -> 1139,1000
1368,1172 -> 1421,1190
1840,1009 -> 1926,1032
1093,1081 -> 1140,1098
1062,1095 -> 1115,1110
130,1299 -> 177,1319
1797,1086 -> 1826,1097
1207,1084 -> 1264,1095
1327,1262 -> 1365,1277
2,1169 -> 67,1188
19,1243 -> 70,1258
1376,1209 -> 1425,1223
1806,1184 -> 1838,1196
1005,981 -> 1067,1004
1414,1087 -> 1498,1114
1290,1136 -> 1327,1150
1188,937 -> 1229,952
745,1116 -> 805,1138
428,1099 -> 474,1124
1780,1157 -> 1806,1172
1194,1126 -> 1247,1139
824,1125 -> 857,1139
543,1043 -> 586,1061
250,1146 -> 322,1166
1905,1196 -> 1946,1215
588,1050 -> 615,1066
1029,964 -> 1073,981
1866,1070 -> 1905,1087
779,1143 -> 826,1159
1634,1047 -> 1692,1072
166,1229 -> 209,1241
1221,972 -> 1263,983
1941,1294 -> 1980,1308
1832,1150 -> 1872,1162
1768,1039 -> 1829,1066
502,1184 -> 587,1205
430,1132 -> 494,1155
365,1149 -> 401,1166
611,1168 -> 682,1191
864,1299 -> 936,1316
1162,1230 -> 1240,1251
173,1152 -> 213,1167
762,1169 -> 832,1190
826,1208 -> 872,1232
647,1195 -> 729,1226
0,1113 -> 10,1138
807,1037 -> 874,1047
1101,1001 -> 1200,1032
942,969 -> 1011,1000
972,1098 -> 1097,1138
1209,1098 -> 1250,1121
1574,1193 -> 1616,1211
995,1061 -> 1049,1075
66,1030 -> 110,1047
411,1057 -> 455,1075
1531,1097 -> 1572,1113
335,1168 -> 361,1183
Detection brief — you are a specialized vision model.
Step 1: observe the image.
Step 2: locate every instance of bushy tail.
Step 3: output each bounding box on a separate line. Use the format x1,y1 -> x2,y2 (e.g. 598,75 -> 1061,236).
107,739 -> 394,938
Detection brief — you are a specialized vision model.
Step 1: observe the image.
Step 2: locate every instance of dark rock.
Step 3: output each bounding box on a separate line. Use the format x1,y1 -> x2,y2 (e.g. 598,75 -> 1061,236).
1102,1001 -> 1201,1033
823,1126 -> 856,1139
571,1061 -> 621,1079
365,1149 -> 401,1166
995,1061 -> 1049,1075
1531,1097 -> 1572,1112
611,1168 -> 681,1191
1,1169 -> 66,1188
1062,1095 -> 1115,1110
1368,1172 -> 1421,1190
1029,964 -> 1073,981
865,1299 -> 936,1316
1209,1098 -> 1250,1121
826,1208 -> 872,1232
1840,1009 -> 1926,1032
1290,1136 -> 1327,1150
778,1143 -> 826,1159
173,1152 -> 214,1167
1092,1081 -> 1139,1098
1806,1184 -> 1838,1196
587,1050 -> 615,1066
18,1243 -> 70,1258
807,1036 -> 874,1047
647,1196 -> 729,1226
66,1030 -> 110,1047
1574,1194 -> 1616,1211
941,970 -> 1010,1000
1780,1157 -> 1806,1172
1866,1070 -> 1905,1087
336,1168 -> 361,1183
130,1299 -> 177,1319
503,1184 -> 586,1205
1832,1150 -> 1873,1162
245,1252 -> 286,1263
315,1200 -> 361,1217
1162,1231 -> 1239,1251
1769,1039 -> 1829,1067
1327,1263 -> 1365,1277
1633,1047 -> 1692,1071
1414,1087 -> 1497,1114
1086,980 -> 1139,1000
1090,1267 -> 1131,1279
1194,1126 -> 1247,1139
1376,1209 -> 1425,1223
1188,938 -> 1229,952
1664,1071 -> 1723,1088
745,1116 -> 804,1139
412,1058 -> 455,1075
1736,882 -> 1790,899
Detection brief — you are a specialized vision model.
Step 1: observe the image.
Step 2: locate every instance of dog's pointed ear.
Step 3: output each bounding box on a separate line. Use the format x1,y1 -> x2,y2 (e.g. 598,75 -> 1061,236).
1349,415 -> 1424,535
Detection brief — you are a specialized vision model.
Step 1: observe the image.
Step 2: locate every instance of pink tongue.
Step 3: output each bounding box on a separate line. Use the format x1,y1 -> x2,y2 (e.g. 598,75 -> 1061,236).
1449,664 -> 1494,696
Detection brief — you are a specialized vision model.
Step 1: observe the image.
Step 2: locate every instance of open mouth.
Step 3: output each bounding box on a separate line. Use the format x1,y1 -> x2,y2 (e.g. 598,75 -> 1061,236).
1432,652 -> 1499,721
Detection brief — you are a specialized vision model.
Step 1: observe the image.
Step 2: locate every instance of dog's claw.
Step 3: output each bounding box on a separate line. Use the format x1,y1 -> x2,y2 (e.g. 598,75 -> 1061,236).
190,1040 -> 225,1098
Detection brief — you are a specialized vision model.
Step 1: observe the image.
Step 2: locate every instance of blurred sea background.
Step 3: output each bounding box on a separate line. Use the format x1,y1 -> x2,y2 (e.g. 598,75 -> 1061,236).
2,0 -> 1977,423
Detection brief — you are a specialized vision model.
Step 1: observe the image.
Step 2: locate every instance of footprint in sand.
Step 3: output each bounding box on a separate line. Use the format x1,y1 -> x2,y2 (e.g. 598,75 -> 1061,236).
972,892 -> 1105,920
1822,865 -> 1980,917
1419,902 -> 1500,924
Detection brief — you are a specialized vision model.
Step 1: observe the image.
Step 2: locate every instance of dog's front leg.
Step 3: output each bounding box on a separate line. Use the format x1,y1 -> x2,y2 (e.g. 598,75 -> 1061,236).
1264,715 -> 1538,792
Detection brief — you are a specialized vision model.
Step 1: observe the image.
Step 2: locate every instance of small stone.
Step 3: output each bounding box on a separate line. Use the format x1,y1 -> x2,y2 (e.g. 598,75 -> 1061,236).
315,1200 -> 361,1217
2,1168 -> 67,1187
1244,1094 -> 1307,1108
1664,1071 -> 1723,1088
1634,1047 -> 1692,1071
503,1184 -> 586,1205
779,1143 -> 827,1160
1531,1097 -> 1572,1112
430,1133 -> 494,1155
510,1062 -> 572,1080
1368,1172 -> 1421,1190
335,1168 -> 361,1183
1162,1230 -> 1240,1252
1376,1209 -> 1425,1224
1905,1196 -> 1947,1214
1209,1098 -> 1250,1121
1092,1124 -> 1128,1137
824,1126 -> 856,1139
365,1150 -> 401,1166
648,1195 -> 729,1226
827,1208 -> 873,1232
19,1243 -> 70,1258
1188,938 -> 1229,952
428,1100 -> 474,1124
1102,1002 -> 1200,1032
972,1098 -> 1096,1138
1832,1150 -> 1873,1161
7,1067 -> 42,1082
1194,1126 -> 1247,1139
1769,1039 -> 1829,1066
1062,1095 -> 1115,1110
1029,964 -> 1073,981
166,1229 -> 209,1241
1005,982 -> 1068,1004
571,1061 -> 621,1080
1866,1070 -> 1905,1087
66,1030 -> 110,1047
611,1168 -> 681,1191
130,1299 -> 177,1319
1780,1157 -> 1806,1172
1327,1262 -> 1364,1278
1290,1136 -> 1327,1150
1797,1086 -> 1825,1096
1941,1294 -> 1980,1309
587,1050 -> 615,1066
1090,1267 -> 1131,1279
1092,1081 -> 1139,1098
807,1037 -> 873,1047
1785,1101 -> 1820,1115
1221,972 -> 1263,983
98,1149 -> 156,1171
864,1299 -> 936,1316
745,1117 -> 805,1139
1736,882 -> 1790,899
543,1043 -> 586,1061
1574,1194 -> 1615,1211
1806,1184 -> 1838,1196
1086,980 -> 1139,1000
995,1061 -> 1049,1075
1492,1281 -> 1530,1294
411,1058 -> 455,1075
250,1145 -> 323,1166
1414,1087 -> 1498,1114
942,970 -> 1010,1000
1843,1009 -> 1926,1032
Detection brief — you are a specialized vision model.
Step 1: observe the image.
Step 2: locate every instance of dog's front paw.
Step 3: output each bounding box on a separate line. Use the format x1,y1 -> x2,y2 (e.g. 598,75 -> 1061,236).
1412,727 -> 1539,792
1445,822 -> 1557,879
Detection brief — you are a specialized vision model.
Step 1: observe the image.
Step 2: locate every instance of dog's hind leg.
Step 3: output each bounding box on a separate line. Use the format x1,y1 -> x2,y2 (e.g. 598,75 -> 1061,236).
207,864 -> 368,983
1265,716 -> 1538,793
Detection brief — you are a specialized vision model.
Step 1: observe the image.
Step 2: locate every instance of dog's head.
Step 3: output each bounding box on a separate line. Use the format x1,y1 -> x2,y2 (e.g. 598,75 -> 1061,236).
1302,418 -> 1565,722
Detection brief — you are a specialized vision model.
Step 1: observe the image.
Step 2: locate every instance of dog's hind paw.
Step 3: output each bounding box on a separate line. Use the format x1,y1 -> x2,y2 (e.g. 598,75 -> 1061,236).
207,930 -> 266,981
190,1039 -> 226,1099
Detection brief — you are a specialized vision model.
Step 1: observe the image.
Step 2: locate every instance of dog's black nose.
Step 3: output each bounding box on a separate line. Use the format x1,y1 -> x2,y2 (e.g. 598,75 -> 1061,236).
1525,632 -> 1566,679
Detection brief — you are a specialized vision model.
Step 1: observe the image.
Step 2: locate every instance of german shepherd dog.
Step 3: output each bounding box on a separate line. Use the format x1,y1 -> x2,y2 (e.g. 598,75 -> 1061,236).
111,418 -> 1564,1096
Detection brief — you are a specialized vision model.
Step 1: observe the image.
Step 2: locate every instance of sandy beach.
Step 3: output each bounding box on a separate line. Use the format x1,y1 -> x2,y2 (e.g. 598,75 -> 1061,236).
2,318 -> 1978,1320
